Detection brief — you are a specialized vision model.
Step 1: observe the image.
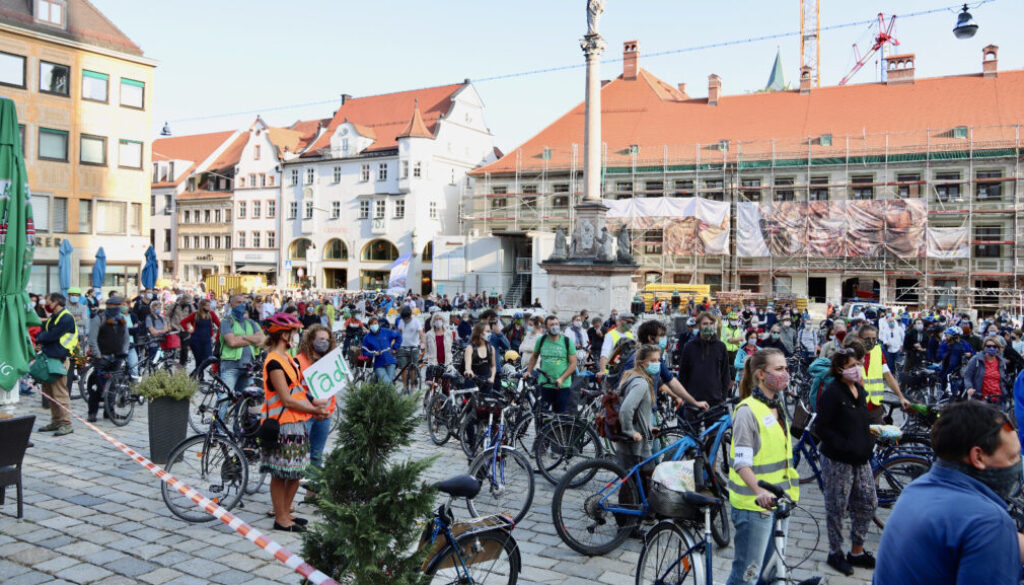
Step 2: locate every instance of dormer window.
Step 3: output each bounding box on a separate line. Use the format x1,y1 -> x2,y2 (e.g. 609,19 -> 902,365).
953,126 -> 968,140
35,0 -> 65,28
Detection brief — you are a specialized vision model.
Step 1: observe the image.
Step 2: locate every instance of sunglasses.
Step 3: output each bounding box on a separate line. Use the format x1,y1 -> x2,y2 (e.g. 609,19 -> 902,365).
979,417 -> 1017,444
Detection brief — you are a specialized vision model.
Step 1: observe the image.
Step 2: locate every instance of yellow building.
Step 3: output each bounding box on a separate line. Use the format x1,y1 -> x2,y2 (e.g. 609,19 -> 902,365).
0,0 -> 156,296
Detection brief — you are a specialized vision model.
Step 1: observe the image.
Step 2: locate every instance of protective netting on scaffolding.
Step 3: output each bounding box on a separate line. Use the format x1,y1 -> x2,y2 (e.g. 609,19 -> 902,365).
603,197 -> 730,255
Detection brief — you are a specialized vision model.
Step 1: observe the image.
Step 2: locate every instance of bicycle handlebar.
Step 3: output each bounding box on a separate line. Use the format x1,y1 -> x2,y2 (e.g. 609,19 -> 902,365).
757,479 -> 786,499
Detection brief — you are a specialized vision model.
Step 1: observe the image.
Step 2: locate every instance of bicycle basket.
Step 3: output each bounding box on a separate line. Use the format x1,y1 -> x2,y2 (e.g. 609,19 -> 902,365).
649,481 -> 701,521
790,400 -> 812,439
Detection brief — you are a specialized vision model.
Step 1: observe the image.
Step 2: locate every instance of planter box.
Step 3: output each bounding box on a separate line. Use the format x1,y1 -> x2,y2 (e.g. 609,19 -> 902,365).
148,397 -> 190,464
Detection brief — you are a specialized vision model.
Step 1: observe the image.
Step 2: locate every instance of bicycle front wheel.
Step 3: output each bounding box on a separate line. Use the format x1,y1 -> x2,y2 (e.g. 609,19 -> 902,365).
551,457 -> 640,556
161,434 -> 248,522
467,446 -> 535,525
426,394 -> 453,446
873,455 -> 930,529
636,520 -> 705,585
188,380 -> 223,434
103,374 -> 135,426
425,530 -> 521,585
534,416 -> 603,487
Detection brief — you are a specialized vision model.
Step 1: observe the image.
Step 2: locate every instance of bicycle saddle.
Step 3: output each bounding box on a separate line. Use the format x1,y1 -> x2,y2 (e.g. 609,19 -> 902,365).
682,492 -> 721,508
241,387 -> 263,399
434,475 -> 481,499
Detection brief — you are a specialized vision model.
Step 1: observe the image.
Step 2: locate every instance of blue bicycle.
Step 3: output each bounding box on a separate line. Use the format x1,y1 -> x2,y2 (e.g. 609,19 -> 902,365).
551,400 -> 737,556
465,391 -> 536,525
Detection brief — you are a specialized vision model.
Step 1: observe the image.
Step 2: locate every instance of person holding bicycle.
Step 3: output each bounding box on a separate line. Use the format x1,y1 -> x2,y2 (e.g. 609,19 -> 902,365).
86,296 -> 130,423
361,316 -> 401,384
395,306 -> 425,394
964,336 -> 1008,403
615,344 -> 661,473
524,315 -> 577,413
463,321 -> 496,390
180,299 -> 220,373
727,347 -> 800,585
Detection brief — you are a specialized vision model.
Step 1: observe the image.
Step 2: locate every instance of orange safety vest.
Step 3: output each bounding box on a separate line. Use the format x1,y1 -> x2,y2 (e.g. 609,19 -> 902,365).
296,352 -> 337,416
262,351 -> 312,424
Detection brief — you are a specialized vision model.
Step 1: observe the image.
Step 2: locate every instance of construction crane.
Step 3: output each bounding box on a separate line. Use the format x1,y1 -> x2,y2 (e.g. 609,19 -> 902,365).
840,13 -> 900,85
800,0 -> 820,88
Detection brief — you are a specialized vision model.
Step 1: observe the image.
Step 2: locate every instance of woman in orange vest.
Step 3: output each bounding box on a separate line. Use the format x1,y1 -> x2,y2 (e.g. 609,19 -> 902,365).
296,324 -> 337,470
261,313 -> 328,532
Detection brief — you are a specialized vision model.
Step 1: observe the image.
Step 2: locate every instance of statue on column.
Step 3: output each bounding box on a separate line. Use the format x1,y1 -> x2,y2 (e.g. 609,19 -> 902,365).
597,226 -> 616,262
616,226 -> 634,264
587,0 -> 605,36
548,226 -> 569,262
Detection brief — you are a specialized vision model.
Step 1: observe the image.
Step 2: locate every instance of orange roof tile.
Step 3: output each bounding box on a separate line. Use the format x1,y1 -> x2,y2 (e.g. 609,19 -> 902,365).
267,127 -> 303,157
208,133 -> 250,175
176,190 -> 232,201
152,130 -> 236,187
396,100 -> 434,139
301,83 -> 464,156
474,65 -> 1024,175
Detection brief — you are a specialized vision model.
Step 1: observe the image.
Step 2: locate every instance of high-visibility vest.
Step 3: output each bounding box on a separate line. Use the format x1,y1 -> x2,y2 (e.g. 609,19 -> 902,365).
220,317 -> 256,362
863,345 -> 885,406
721,325 -> 742,352
44,308 -> 78,354
262,351 -> 311,425
728,397 -> 799,511
603,328 -> 635,372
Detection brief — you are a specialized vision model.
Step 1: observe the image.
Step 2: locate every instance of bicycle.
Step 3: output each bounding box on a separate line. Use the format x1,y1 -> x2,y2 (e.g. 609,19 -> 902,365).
98,356 -> 141,426
426,378 -> 480,446
464,391 -> 536,525
420,474 -> 521,583
394,349 -> 425,394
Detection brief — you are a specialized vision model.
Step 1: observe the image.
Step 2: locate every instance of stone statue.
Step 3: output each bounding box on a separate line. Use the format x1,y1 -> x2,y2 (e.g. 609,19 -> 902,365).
597,226 -> 616,262
616,226 -> 634,264
548,226 -> 569,262
587,0 -> 605,36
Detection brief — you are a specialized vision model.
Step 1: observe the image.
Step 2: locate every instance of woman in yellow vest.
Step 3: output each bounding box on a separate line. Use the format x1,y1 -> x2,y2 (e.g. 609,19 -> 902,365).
727,347 -> 799,585
260,313 -> 328,532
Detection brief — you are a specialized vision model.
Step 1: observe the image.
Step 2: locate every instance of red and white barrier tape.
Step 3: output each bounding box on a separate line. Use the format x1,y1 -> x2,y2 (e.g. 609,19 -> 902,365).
28,377 -> 339,585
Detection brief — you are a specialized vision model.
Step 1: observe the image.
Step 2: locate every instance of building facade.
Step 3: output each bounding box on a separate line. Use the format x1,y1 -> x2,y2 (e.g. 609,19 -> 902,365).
0,0 -> 156,295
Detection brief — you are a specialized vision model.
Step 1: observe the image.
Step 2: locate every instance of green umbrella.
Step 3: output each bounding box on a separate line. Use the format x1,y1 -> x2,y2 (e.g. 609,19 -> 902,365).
0,97 -> 38,393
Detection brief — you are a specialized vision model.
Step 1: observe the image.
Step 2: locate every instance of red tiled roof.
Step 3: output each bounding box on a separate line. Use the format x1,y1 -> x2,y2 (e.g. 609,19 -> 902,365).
0,0 -> 143,56
474,64 -> 1024,175
176,190 -> 232,201
208,133 -> 250,174
152,130 -> 236,187
267,127 -> 303,157
286,118 -> 330,152
301,83 -> 464,156
396,100 -> 434,139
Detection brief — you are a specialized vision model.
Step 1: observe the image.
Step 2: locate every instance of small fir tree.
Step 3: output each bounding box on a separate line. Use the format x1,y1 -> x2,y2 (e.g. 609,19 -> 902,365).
301,381 -> 436,584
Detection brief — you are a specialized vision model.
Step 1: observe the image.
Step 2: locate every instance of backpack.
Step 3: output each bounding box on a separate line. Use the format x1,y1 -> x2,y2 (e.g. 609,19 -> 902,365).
594,375 -> 643,442
604,337 -> 638,389
97,315 -> 127,356
807,356 -> 833,412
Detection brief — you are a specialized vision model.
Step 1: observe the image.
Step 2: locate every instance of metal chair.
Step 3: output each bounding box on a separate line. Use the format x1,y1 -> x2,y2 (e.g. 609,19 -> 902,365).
0,414 -> 35,518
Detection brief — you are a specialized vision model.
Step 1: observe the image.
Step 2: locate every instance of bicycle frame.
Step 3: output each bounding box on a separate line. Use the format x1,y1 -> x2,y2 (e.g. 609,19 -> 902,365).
423,498 -> 516,576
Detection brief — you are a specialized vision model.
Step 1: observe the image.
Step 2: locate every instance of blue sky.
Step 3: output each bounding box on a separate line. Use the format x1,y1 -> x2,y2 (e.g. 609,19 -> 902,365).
93,0 -> 1020,153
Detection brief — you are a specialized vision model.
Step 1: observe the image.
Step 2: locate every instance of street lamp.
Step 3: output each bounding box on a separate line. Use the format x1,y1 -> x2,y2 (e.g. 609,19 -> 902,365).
953,4 -> 979,39
160,122 -> 172,136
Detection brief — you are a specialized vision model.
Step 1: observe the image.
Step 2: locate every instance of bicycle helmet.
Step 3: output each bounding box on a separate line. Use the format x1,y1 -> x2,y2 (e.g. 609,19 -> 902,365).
67,286 -> 82,295
504,350 -> 520,362
513,311 -> 523,319
265,312 -> 302,333
944,326 -> 961,337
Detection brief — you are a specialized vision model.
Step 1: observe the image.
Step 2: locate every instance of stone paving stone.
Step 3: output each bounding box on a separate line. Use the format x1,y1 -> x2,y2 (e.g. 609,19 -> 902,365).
0,559 -> 31,577
54,539 -> 104,557
32,553 -> 79,573
103,557 -> 159,577
54,563 -> 113,583
209,569 -> 256,585
6,543 -> 59,566
5,572 -> 54,585
138,567 -> 184,585
91,577 -> 140,585
162,577 -> 208,585
64,494 -> 107,507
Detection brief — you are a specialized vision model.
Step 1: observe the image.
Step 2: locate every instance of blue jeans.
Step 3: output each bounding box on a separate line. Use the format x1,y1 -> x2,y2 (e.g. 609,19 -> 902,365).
127,348 -> 139,377
219,361 -> 251,394
374,364 -> 396,385
305,417 -> 331,468
540,386 -> 570,414
726,507 -> 789,585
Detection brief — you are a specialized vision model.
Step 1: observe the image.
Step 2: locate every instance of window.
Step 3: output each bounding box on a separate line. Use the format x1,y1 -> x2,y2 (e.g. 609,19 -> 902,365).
288,201 -> 297,219
935,172 -> 961,202
38,128 -> 68,161
129,203 -> 141,235
774,177 -> 795,201
429,201 -> 437,218
180,236 -> 187,250
639,229 -> 663,255
224,236 -> 230,249
741,178 -> 761,201
290,169 -> 299,185
214,209 -> 221,223
377,163 -> 388,181
394,199 -> 405,219
203,209 -> 210,223
82,70 -> 108,102
704,179 -> 724,201
304,200 -> 313,219
773,276 -> 793,294
359,200 -> 370,219
238,177 -> 244,188
79,134 -> 106,165
413,161 -> 422,178
259,174 -> 266,187
361,164 -> 370,182
36,0 -> 64,26
374,200 -> 385,218
674,179 -> 694,197
522,185 -> 538,195
150,195 -> 157,216
118,140 -> 142,169
0,51 -> 25,88
268,175 -> 275,186
325,239 -> 347,260
341,138 -> 349,154
237,231 -> 246,248
267,200 -> 276,218
31,195 -> 49,231
96,200 -> 125,234
237,201 -> 246,219
252,231 -> 260,248
333,166 -> 341,183
253,144 -> 261,160
493,185 -> 507,195
850,175 -> 874,200
248,173 -> 256,187
953,126 -> 968,140
975,225 -> 1002,258
553,183 -> 569,194
553,196 -> 569,207
119,78 -> 144,109
192,236 -> 199,248
213,236 -> 220,248
164,194 -> 172,215
267,231 -> 276,248
402,160 -> 409,179
739,275 -> 760,293
492,197 -> 507,209
644,181 -> 663,196
897,173 -> 921,198
203,236 -> 210,249
39,61 -> 69,95
976,171 -> 1002,200
305,168 -> 314,184
78,199 -> 91,233
331,201 -> 340,219
183,210 -> 190,223
252,200 -> 261,218
450,168 -> 456,185
522,196 -> 537,208
165,229 -> 172,252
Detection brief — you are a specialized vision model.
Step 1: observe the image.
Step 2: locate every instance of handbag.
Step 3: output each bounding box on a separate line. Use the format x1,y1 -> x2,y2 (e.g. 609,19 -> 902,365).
160,332 -> 181,350
257,413 -> 281,451
28,353 -> 67,384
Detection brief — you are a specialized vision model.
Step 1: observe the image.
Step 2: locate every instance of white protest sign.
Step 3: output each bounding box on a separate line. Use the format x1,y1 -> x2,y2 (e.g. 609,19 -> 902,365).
302,345 -> 352,400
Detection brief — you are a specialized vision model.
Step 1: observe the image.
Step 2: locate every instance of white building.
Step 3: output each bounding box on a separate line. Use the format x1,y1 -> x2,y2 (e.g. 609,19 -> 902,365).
280,82 -> 496,292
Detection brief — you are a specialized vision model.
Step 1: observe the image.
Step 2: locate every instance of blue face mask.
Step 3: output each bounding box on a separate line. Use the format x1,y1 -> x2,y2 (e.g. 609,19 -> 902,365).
985,346 -> 1000,356
645,362 -> 661,376
370,324 -> 380,333
231,304 -> 247,320
657,336 -> 667,350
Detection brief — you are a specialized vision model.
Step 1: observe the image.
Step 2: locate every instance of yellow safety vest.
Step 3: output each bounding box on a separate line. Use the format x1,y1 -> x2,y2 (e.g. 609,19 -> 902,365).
863,345 -> 885,407
728,397 -> 799,511
604,328 -> 635,372
722,325 -> 742,352
44,308 -> 78,354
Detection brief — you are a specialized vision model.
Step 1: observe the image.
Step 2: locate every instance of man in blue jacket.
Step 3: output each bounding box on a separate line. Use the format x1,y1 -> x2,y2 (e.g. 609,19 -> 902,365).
361,316 -> 401,384
874,400 -> 1022,585
35,293 -> 78,436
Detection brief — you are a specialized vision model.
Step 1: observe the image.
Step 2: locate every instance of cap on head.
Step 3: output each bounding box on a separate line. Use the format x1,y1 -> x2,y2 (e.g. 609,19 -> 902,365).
618,312 -> 635,322
67,287 -> 82,295
105,297 -> 122,306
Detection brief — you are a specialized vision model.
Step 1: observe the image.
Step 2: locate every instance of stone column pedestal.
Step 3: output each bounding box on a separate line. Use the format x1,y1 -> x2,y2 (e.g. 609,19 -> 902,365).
539,261 -> 637,317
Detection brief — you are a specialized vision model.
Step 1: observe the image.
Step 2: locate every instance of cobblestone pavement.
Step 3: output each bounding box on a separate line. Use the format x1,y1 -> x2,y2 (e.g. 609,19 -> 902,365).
1,394 -> 881,584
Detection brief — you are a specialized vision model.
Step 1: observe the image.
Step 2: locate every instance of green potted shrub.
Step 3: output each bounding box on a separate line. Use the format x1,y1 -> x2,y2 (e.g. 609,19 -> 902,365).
134,370 -> 198,464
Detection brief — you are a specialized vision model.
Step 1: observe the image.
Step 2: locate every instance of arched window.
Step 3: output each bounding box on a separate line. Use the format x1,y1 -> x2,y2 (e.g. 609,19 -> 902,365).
323,239 -> 348,261
421,241 -> 433,263
361,239 -> 399,262
289,238 -> 312,260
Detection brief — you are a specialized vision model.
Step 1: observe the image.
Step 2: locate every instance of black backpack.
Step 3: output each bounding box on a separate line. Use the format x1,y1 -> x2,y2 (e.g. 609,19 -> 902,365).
604,337 -> 638,389
97,315 -> 127,356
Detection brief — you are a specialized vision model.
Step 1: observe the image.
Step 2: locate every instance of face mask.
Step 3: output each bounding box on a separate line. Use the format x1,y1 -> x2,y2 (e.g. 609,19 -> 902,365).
645,362 -> 661,376
619,322 -> 632,332
369,324 -> 380,333
700,326 -> 715,339
32,300 -> 38,307
121,306 -> 130,315
835,331 -> 847,342
484,332 -> 492,341
548,325 -> 561,335
69,295 -> 80,303
747,338 -> 757,346
154,309 -> 163,316
313,339 -> 331,354
572,321 -> 582,328
783,321 -> 791,328
658,336 -> 667,350
985,346 -> 1000,356
1013,341 -> 1023,354
951,458 -> 1024,502
915,323 -> 924,331
433,321 -> 443,329
762,370 -> 790,391
231,304 -> 247,320
729,320 -> 738,327
988,331 -> 997,337
842,366 -> 863,383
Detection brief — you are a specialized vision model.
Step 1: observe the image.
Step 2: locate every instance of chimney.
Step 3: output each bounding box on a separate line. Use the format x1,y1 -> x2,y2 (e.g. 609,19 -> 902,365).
983,45 -> 999,77
707,74 -> 721,106
799,66 -> 812,94
884,54 -> 915,85
623,40 -> 639,80
340,93 -> 352,106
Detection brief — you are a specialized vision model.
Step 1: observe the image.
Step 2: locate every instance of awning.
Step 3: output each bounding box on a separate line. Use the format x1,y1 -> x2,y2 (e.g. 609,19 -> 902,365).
235,264 -> 276,273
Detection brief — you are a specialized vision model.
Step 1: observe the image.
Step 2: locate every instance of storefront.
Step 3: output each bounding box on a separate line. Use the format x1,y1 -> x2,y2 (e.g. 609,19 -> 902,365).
360,270 -> 389,291
234,251 -> 279,286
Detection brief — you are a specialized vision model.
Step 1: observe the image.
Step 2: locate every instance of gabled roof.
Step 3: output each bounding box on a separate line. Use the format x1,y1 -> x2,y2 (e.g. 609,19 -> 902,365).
301,82 -> 465,157
207,133 -> 250,175
267,127 -> 304,157
396,99 -> 434,139
152,130 -> 236,187
0,0 -> 143,56
474,63 -> 1024,175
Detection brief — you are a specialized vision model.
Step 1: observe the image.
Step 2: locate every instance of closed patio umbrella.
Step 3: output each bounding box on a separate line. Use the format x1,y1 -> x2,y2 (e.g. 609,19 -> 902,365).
141,245 -> 157,290
91,247 -> 106,290
58,238 -> 73,296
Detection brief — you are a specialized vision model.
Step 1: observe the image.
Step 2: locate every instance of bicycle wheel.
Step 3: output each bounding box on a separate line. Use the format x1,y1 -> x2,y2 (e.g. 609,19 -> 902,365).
551,457 -> 640,556
426,394 -> 453,446
188,380 -> 224,434
458,413 -> 486,459
792,441 -> 822,487
161,434 -> 248,522
424,530 -> 521,585
103,374 -> 135,426
507,409 -> 536,456
534,416 -> 603,487
636,520 -> 705,585
873,455 -> 930,529
74,362 -> 93,401
242,442 -> 267,495
467,446 -> 535,525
